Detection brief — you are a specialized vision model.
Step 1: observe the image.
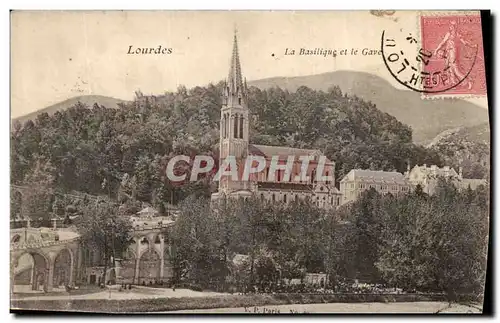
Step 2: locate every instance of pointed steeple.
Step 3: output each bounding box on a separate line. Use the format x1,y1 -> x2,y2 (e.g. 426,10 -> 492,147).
227,29 -> 244,95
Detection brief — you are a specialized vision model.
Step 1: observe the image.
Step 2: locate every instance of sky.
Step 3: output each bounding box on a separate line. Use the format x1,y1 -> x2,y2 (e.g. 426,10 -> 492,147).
11,10 -> 488,118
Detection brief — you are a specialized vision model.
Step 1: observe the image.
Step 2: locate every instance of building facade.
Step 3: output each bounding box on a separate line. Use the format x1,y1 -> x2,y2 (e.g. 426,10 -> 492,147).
339,169 -> 411,205
406,164 -> 487,195
211,32 -> 341,209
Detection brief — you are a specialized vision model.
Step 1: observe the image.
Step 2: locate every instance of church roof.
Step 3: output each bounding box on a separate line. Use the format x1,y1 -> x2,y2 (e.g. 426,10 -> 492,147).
341,169 -> 408,184
249,144 -> 328,161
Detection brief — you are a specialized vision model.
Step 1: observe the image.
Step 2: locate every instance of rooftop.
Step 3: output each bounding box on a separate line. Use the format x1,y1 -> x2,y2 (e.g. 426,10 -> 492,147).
341,169 -> 408,184
249,144 -> 326,160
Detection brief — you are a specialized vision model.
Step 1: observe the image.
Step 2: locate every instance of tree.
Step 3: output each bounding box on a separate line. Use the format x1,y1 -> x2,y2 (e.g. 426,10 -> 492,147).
170,195 -> 223,287
376,179 -> 489,299
75,197 -> 132,285
20,159 -> 56,225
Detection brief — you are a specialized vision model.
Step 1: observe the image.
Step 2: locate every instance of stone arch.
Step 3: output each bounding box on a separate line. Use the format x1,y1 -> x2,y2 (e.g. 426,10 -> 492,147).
12,250 -> 49,293
138,249 -> 161,285
11,234 -> 21,243
53,247 -> 74,288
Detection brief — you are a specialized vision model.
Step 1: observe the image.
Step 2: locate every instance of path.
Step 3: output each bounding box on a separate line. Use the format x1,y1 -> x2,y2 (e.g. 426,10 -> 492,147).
165,302 -> 482,314
12,287 -> 227,301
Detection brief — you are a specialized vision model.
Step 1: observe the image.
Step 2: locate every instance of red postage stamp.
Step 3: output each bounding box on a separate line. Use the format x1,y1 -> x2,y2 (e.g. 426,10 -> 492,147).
420,14 -> 486,96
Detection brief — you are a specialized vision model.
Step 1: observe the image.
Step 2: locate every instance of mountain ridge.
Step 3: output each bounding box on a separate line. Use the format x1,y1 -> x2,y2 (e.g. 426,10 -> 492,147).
13,95 -> 126,124
12,71 -> 488,145
248,70 -> 489,144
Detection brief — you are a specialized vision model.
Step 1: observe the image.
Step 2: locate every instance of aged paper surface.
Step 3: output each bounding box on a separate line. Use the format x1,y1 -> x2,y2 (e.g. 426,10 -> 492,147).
10,10 -> 489,314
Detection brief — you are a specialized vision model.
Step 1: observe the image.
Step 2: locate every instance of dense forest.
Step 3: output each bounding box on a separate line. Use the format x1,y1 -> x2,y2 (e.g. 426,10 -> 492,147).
169,179 -> 488,297
11,82 -> 446,215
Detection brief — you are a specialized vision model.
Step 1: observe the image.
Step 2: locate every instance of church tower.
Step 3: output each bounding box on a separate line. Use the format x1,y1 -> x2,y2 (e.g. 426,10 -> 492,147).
218,30 -> 250,196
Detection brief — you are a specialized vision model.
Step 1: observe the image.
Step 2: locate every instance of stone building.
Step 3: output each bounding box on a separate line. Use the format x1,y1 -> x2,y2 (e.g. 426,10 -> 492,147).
339,169 -> 411,205
211,32 -> 341,209
406,164 -> 487,195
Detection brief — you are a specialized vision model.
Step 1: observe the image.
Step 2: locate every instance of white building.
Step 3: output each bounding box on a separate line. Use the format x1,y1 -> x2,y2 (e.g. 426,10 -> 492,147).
339,169 -> 411,205
406,164 -> 487,195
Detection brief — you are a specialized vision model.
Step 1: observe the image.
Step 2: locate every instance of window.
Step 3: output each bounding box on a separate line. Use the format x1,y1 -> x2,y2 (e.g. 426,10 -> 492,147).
233,114 -> 238,138
224,114 -> 229,138
284,194 -> 287,203
272,193 -> 275,202
277,170 -> 281,182
295,195 -> 299,203
261,193 -> 264,201
238,97 -> 242,105
325,171 -> 329,185
239,115 -> 244,138
221,115 -> 225,138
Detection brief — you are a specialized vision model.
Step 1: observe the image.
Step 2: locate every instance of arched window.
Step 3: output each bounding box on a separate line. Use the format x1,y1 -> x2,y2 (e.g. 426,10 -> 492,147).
238,97 -> 242,105
277,170 -> 281,182
234,114 -> 238,138
295,195 -> 299,203
222,114 -> 226,138
223,114 -> 227,138
272,193 -> 275,202
283,194 -> 287,203
311,169 -> 316,184
260,193 -> 264,201
239,115 -> 244,138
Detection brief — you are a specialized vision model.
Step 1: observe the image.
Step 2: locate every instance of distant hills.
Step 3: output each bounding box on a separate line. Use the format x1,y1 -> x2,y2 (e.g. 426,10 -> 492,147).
248,71 -> 489,144
427,122 -> 490,148
13,95 -> 126,124
425,121 -> 490,179
13,71 -> 489,146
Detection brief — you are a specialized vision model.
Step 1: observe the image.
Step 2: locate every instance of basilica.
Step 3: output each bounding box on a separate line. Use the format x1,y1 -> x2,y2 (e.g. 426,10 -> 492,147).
210,32 -> 342,209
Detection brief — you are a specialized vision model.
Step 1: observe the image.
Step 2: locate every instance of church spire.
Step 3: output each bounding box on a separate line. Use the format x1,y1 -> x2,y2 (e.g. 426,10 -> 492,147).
227,29 -> 244,94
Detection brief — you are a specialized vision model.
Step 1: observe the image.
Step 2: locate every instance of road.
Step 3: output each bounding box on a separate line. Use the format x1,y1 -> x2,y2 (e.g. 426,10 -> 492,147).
165,302 -> 482,314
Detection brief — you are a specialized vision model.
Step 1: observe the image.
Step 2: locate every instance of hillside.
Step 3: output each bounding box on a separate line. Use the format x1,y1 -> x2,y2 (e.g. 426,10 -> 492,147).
427,122 -> 490,148
11,83 -> 444,206
248,71 -> 489,144
426,122 -> 490,179
13,95 -> 126,124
